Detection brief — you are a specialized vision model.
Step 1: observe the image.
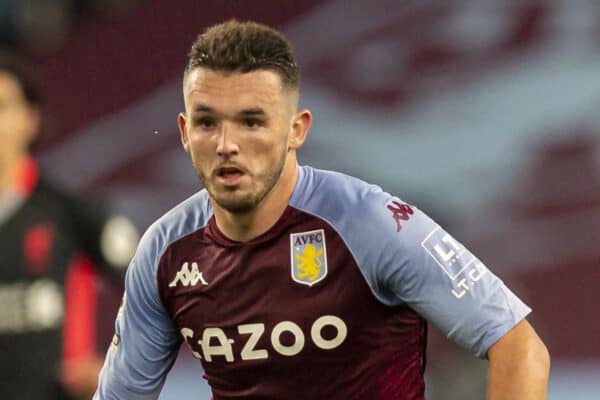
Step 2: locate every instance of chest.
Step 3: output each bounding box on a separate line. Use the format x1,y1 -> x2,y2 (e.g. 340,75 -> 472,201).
156,213 -> 427,400
171,223 -> 374,311
159,222 -> 384,359
0,201 -> 80,335
0,203 -> 77,282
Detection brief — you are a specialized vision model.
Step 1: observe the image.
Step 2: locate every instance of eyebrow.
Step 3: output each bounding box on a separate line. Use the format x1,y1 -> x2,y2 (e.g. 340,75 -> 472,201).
193,105 -> 213,113
239,108 -> 266,116
192,105 -> 267,117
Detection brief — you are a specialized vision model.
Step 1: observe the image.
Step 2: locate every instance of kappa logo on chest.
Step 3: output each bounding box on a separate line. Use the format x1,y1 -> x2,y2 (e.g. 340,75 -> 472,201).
290,229 -> 328,286
169,262 -> 208,288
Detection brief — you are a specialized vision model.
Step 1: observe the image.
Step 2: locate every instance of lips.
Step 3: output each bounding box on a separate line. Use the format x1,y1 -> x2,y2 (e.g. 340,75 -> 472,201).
215,164 -> 246,186
216,166 -> 244,176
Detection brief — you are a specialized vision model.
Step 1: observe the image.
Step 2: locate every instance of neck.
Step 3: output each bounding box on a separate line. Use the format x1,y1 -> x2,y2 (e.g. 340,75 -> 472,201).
212,160 -> 299,242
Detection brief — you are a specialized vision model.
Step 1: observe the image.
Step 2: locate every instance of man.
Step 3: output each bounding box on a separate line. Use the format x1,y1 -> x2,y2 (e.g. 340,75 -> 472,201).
0,51 -> 138,399
94,20 -> 550,399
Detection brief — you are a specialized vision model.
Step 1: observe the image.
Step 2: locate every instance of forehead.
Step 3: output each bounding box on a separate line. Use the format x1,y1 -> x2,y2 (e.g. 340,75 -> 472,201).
183,68 -> 284,113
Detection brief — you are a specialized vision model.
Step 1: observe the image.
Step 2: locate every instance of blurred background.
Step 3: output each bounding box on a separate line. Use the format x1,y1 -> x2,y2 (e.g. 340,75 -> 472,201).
2,0 -> 598,398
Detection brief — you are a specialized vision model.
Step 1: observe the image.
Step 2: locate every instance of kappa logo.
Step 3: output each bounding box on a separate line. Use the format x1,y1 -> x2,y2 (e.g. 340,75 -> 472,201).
290,229 -> 328,286
387,200 -> 414,232
169,262 -> 208,288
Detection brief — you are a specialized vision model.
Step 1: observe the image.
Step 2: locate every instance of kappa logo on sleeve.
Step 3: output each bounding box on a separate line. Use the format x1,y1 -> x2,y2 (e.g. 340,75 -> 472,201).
290,229 -> 328,286
169,262 -> 208,288
386,200 -> 414,232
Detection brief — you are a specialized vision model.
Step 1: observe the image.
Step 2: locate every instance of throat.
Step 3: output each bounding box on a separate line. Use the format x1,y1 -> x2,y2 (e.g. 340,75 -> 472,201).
214,201 -> 287,242
213,166 -> 298,242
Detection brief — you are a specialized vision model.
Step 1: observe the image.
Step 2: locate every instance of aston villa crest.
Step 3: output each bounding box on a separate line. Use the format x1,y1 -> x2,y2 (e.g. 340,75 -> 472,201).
290,229 -> 328,286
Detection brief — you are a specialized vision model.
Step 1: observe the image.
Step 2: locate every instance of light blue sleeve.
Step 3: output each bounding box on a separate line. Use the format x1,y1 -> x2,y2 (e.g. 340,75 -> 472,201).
371,195 -> 531,358
291,166 -> 531,358
93,190 -> 213,399
93,228 -> 181,400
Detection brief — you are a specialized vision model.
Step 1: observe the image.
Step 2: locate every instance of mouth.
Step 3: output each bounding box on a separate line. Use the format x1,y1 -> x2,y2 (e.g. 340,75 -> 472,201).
214,165 -> 246,186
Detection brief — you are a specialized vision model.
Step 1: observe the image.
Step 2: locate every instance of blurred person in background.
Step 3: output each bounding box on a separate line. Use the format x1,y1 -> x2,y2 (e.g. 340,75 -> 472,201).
95,20 -> 550,400
0,50 -> 138,400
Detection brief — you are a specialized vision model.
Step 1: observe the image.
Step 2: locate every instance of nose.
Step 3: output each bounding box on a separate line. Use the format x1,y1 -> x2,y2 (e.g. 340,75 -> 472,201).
216,123 -> 239,157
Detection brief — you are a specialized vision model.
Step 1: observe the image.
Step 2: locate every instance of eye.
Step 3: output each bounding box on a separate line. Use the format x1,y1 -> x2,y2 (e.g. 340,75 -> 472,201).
243,118 -> 262,128
195,117 -> 217,129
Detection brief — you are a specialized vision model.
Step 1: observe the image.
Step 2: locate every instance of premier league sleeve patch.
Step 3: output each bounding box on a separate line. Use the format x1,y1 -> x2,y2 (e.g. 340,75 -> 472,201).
290,229 -> 328,286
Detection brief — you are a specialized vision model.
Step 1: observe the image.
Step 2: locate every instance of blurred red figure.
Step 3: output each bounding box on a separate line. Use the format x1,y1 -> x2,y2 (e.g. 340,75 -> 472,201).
0,51 -> 138,400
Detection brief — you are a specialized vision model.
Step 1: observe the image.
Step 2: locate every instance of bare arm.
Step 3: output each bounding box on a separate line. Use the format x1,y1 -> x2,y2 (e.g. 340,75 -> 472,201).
487,319 -> 550,400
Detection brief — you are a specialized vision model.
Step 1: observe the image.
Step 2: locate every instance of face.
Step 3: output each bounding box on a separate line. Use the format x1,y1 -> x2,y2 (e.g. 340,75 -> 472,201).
0,72 -> 39,164
179,68 -> 304,214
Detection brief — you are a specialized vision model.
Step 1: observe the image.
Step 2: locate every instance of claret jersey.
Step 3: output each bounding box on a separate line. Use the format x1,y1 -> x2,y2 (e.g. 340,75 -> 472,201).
94,166 -> 531,400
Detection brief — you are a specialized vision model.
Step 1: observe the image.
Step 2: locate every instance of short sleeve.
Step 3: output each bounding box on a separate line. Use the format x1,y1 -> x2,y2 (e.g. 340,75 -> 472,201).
369,195 -> 531,357
93,231 -> 181,400
284,166 -> 531,358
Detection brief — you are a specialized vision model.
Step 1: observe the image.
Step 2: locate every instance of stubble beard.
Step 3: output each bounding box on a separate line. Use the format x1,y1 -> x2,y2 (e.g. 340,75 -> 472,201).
195,146 -> 288,215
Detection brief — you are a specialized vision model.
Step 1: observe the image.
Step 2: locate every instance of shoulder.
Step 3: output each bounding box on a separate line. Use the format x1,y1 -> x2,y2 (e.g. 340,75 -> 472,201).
33,176 -> 140,271
30,176 -> 108,243
123,189 -> 213,310
291,166 -> 435,303
33,176 -> 97,212
290,165 -> 384,215
290,165 -> 425,238
32,176 -> 111,231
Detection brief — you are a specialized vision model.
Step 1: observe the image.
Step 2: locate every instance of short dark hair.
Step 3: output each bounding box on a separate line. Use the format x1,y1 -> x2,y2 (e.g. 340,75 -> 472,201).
185,20 -> 299,90
0,50 -> 41,106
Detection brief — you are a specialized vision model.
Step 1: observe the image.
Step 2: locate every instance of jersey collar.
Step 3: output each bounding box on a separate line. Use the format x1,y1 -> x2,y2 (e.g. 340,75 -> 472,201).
14,157 -> 39,196
0,157 -> 39,225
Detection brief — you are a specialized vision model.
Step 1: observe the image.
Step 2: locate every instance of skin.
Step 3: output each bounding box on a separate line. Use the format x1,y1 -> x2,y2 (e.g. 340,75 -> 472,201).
0,71 -> 40,194
178,67 -> 549,398
487,319 -> 550,399
178,68 -> 311,241
59,357 -> 105,400
0,70 -> 102,400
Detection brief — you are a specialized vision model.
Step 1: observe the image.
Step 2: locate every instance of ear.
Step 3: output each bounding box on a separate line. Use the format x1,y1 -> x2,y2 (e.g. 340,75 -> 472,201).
178,112 -> 190,153
288,109 -> 312,151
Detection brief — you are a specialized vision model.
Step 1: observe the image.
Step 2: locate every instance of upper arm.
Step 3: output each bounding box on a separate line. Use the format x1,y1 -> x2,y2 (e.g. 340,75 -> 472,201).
289,168 -> 531,358
487,319 -> 549,361
93,233 -> 181,400
358,192 -> 532,358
